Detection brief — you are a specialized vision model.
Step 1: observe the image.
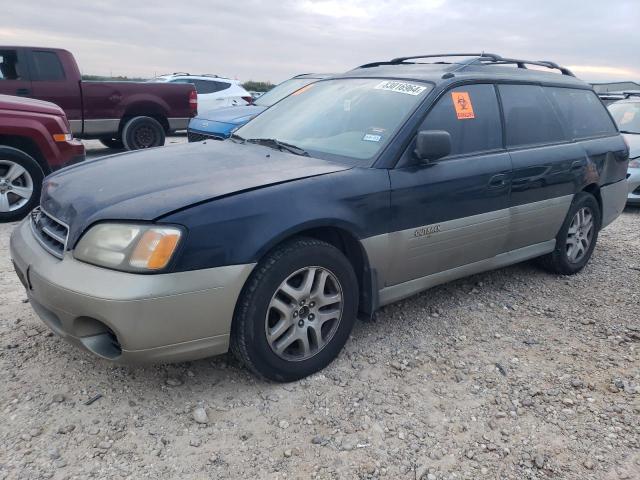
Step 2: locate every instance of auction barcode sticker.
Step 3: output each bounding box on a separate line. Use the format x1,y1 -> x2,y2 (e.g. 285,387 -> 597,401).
374,81 -> 427,95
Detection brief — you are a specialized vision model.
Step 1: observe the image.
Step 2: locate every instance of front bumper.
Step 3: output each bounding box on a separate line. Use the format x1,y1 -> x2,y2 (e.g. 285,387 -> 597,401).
627,169 -> 640,205
10,218 -> 255,363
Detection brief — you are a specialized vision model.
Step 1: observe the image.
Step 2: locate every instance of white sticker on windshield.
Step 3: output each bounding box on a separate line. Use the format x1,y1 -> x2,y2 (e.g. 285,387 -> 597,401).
375,81 -> 427,95
363,134 -> 382,142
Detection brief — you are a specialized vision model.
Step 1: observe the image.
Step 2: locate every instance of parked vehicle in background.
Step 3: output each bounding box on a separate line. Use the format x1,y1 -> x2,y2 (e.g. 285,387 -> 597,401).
0,94 -> 84,222
598,90 -> 640,106
10,54 -> 628,381
151,73 -> 251,112
0,47 -> 197,150
188,73 -> 332,141
608,93 -> 640,204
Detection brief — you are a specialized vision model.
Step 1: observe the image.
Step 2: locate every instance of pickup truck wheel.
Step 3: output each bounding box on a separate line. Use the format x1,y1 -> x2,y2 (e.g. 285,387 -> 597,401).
0,147 -> 44,223
99,137 -> 125,149
122,116 -> 165,150
231,237 -> 358,382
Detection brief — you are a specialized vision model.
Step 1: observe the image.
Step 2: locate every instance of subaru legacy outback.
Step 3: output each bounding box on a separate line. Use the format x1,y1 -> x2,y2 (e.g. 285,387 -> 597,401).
10,53 -> 629,381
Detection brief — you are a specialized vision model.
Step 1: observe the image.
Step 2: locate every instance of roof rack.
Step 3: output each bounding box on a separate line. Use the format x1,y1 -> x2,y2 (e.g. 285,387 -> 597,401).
359,53 -> 575,77
598,90 -> 640,99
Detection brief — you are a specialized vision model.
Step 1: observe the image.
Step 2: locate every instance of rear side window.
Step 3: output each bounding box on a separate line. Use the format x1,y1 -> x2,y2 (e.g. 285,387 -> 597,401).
0,49 -> 24,80
499,84 -> 566,147
546,87 -> 617,139
421,84 -> 502,157
193,80 -> 230,94
31,51 -> 65,81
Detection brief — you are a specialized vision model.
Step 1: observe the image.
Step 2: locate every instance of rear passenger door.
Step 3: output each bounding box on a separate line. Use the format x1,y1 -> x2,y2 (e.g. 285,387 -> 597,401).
27,50 -> 82,121
387,84 -> 512,286
498,84 -> 586,251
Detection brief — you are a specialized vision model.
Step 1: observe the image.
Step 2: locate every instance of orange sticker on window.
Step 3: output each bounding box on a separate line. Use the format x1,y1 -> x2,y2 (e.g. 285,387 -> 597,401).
292,84 -> 314,96
451,92 -> 475,119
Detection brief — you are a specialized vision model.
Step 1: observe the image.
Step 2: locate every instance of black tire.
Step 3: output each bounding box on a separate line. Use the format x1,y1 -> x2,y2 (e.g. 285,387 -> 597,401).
121,116 -> 166,150
99,137 -> 125,149
538,192 -> 601,275
231,237 -> 359,382
0,147 -> 44,223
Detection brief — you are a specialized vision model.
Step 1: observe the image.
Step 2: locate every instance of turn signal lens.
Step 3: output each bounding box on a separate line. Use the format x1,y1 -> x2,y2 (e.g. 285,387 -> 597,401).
53,133 -> 73,142
130,229 -> 181,270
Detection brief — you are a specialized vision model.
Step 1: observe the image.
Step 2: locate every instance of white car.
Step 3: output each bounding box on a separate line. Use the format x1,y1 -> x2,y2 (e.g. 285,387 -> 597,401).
151,73 -> 253,112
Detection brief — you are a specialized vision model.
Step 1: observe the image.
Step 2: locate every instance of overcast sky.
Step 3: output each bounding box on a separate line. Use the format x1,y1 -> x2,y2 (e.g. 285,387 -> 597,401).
1,0 -> 639,83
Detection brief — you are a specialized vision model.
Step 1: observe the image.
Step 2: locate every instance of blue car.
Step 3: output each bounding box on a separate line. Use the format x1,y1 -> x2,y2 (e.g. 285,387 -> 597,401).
10,53 -> 629,381
187,73 -> 331,141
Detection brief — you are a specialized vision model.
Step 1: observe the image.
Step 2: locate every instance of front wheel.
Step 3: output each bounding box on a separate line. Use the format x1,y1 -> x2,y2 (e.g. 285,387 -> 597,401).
538,192 -> 601,275
122,116 -> 166,150
0,147 -> 44,223
231,237 -> 359,382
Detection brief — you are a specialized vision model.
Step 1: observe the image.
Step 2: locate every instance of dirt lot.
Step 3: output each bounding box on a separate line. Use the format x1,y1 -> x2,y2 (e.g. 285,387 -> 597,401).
0,143 -> 638,479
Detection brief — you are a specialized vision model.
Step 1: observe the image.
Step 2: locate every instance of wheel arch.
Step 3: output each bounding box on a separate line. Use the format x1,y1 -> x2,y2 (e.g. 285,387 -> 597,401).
0,136 -> 49,175
254,222 -> 377,320
582,183 -> 603,223
120,103 -> 170,133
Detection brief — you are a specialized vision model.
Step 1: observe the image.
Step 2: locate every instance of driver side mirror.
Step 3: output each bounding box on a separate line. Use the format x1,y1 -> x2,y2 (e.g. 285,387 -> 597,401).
414,130 -> 451,162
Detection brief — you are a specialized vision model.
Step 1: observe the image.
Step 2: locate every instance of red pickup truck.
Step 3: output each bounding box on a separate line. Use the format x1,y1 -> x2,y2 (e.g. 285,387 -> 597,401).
0,47 -> 197,150
0,94 -> 85,222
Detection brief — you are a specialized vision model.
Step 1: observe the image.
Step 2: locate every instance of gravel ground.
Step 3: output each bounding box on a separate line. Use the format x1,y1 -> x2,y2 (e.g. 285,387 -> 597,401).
0,142 -> 638,479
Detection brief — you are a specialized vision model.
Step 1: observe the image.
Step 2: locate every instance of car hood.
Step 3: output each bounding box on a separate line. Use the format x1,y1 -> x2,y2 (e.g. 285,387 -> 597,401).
196,105 -> 266,125
0,94 -> 64,116
623,133 -> 640,158
41,141 -> 351,246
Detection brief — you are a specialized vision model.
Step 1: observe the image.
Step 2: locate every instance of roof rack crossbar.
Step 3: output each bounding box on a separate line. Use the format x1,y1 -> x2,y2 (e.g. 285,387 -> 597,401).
359,53 -> 575,77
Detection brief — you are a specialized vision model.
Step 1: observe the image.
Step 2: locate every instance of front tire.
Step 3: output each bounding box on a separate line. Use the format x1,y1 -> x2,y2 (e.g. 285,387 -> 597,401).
231,237 -> 359,382
0,147 -> 44,223
538,192 -> 601,275
121,116 -> 166,150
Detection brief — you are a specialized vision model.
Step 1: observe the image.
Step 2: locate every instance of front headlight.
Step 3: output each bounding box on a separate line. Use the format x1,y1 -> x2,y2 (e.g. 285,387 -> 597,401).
74,223 -> 182,272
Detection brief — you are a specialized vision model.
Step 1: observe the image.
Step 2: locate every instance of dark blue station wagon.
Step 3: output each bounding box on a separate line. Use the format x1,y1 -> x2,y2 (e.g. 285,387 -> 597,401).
10,54 -> 629,381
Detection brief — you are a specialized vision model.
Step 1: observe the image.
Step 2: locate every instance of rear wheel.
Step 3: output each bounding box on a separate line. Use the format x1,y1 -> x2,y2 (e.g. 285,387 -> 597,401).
99,137 -> 124,149
0,147 -> 44,223
231,237 -> 358,382
538,192 -> 601,275
122,116 -> 166,150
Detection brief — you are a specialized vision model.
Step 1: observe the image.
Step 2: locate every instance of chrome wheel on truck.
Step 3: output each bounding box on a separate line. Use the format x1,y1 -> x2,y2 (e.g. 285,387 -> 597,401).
266,266 -> 344,362
232,237 -> 358,382
0,148 -> 43,223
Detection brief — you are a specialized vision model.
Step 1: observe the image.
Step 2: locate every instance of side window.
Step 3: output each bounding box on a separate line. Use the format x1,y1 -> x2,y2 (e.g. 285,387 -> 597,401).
0,50 -> 24,80
31,51 -> 65,81
193,80 -> 224,94
546,87 -> 617,139
421,84 -> 502,157
498,84 -> 566,147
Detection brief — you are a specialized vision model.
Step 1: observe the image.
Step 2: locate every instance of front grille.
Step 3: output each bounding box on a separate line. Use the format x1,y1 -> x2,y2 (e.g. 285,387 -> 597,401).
188,131 -> 224,142
30,207 -> 69,259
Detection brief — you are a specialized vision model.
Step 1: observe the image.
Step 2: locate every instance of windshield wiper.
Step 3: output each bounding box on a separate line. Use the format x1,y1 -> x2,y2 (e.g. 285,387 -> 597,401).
230,133 -> 246,143
620,130 -> 640,135
246,138 -> 310,156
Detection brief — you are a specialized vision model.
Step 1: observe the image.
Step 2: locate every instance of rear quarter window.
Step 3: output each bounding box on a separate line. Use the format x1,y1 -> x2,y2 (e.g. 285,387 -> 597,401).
31,51 -> 65,81
545,87 -> 617,139
193,80 -> 230,94
498,84 -> 566,147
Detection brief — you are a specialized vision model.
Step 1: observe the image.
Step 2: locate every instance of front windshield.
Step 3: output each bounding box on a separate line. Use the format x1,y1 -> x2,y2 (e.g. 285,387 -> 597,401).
255,78 -> 317,107
236,78 -> 432,164
608,101 -> 640,134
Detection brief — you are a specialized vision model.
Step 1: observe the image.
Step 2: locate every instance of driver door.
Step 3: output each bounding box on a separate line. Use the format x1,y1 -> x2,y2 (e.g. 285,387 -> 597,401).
386,83 -> 512,286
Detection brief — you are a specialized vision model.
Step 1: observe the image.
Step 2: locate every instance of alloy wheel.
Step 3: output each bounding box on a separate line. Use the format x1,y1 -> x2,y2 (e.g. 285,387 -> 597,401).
0,160 -> 34,213
566,206 -> 594,263
265,266 -> 343,361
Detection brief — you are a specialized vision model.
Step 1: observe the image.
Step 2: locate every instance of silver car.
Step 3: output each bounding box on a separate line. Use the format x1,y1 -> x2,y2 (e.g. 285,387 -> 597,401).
608,97 -> 640,204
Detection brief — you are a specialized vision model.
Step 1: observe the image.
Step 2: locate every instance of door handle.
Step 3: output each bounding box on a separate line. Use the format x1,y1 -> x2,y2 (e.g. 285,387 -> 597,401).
488,173 -> 509,189
15,88 -> 30,96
